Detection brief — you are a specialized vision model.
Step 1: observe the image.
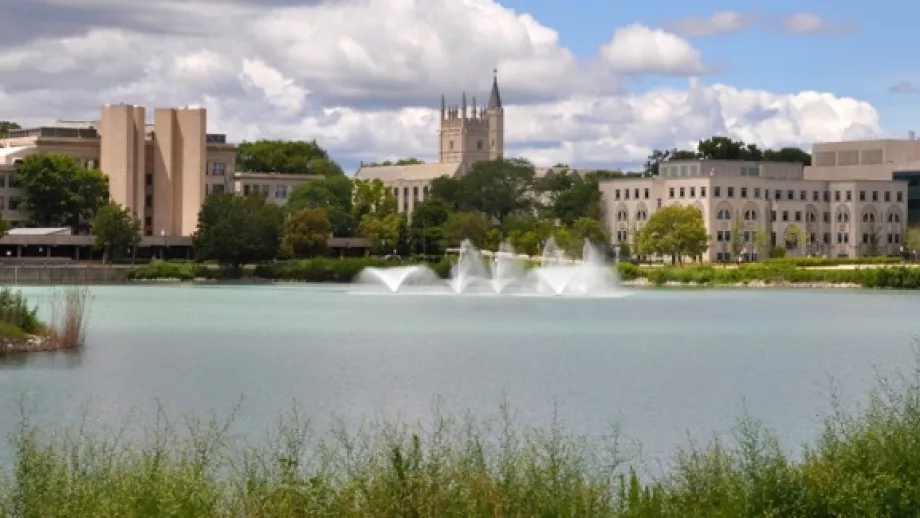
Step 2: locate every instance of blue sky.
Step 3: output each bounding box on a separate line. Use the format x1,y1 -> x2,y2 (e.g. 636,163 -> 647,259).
499,0 -> 920,138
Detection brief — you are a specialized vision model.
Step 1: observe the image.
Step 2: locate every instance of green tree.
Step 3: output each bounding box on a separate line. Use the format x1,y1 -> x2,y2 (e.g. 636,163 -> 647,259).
752,229 -> 770,260
359,212 -> 403,254
864,223 -> 882,257
379,158 -> 424,165
0,121 -> 20,139
285,175 -> 354,236
570,217 -> 610,257
635,205 -> 709,264
730,215 -> 745,260
14,153 -> 109,231
90,203 -> 141,264
904,227 -> 920,260
0,212 -> 11,238
539,171 -> 603,225
784,224 -> 809,256
352,178 -> 397,221
281,207 -> 331,258
193,193 -> 283,271
408,198 -> 450,255
236,140 -> 343,175
431,158 -> 536,223
441,211 -> 490,249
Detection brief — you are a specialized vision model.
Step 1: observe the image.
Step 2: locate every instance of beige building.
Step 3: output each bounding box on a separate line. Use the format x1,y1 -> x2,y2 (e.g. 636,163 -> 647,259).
0,104 -> 236,236
233,172 -> 323,204
600,159 -> 908,261
354,71 -> 505,217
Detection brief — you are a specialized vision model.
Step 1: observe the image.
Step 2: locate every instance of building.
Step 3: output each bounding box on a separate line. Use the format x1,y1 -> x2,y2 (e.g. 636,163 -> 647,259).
0,103 -> 236,236
600,159 -> 908,261
233,172 -> 323,205
354,71 -> 505,217
804,135 -> 920,225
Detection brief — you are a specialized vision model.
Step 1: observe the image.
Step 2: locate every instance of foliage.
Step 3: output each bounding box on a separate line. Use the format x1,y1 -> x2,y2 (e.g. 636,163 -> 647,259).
14,153 -> 109,231
647,136 -> 811,173
537,170 -> 603,225
358,213 -> 403,254
193,193 -> 284,270
255,256 -> 454,282
429,158 -> 536,223
44,286 -> 92,349
0,120 -> 21,139
783,223 -> 809,256
90,203 -> 141,263
284,175 -> 354,236
352,178 -> 397,221
280,208 -> 331,258
378,157 -> 424,165
904,226 -> 920,255
635,205 -> 709,264
11,347 -> 920,515
408,198 -> 451,255
441,211 -> 491,249
0,287 -> 40,334
570,217 -> 610,256
729,216 -> 744,259
0,212 -> 10,238
769,246 -> 786,258
236,139 -> 343,175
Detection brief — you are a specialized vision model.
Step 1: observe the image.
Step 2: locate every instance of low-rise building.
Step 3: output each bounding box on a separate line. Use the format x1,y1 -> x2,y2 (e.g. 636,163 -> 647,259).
232,172 -> 322,205
600,159 -> 908,261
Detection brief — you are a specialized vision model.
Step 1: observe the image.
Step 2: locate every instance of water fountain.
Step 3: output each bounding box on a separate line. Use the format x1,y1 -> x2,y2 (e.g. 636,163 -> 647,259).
354,237 -> 626,298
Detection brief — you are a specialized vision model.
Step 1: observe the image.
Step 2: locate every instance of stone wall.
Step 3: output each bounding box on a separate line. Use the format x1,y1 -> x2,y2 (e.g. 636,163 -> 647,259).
0,264 -> 129,284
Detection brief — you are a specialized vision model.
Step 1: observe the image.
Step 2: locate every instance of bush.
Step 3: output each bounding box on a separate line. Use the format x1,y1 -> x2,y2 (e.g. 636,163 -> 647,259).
0,287 -> 40,334
44,286 -> 92,349
627,263 -> 920,289
761,256 -> 901,267
254,257 -> 454,282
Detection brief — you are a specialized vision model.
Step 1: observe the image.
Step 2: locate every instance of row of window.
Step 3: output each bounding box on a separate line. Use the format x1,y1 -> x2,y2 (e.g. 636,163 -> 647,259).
241,184 -> 288,198
616,207 -> 902,224
614,185 -> 905,203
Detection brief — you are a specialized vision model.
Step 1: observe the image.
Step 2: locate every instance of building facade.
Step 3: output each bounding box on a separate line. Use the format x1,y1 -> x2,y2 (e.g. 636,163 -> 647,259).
233,172 -> 323,205
355,71 -> 505,217
600,159 -> 908,261
0,104 -> 236,236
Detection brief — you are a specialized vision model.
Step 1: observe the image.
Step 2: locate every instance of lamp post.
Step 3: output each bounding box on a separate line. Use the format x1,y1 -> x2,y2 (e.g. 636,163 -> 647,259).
160,229 -> 167,260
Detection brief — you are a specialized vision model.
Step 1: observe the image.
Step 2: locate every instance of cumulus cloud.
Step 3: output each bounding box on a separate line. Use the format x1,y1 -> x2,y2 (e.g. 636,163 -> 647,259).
782,13 -> 859,35
669,11 -> 758,37
0,0 -> 883,170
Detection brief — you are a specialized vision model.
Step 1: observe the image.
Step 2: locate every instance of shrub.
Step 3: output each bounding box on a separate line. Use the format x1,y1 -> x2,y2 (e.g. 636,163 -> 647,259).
43,286 -> 92,349
0,287 -> 40,334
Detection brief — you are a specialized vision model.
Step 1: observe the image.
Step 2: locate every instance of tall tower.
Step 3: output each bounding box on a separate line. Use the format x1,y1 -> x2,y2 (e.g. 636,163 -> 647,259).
438,70 -> 504,167
486,68 -> 504,160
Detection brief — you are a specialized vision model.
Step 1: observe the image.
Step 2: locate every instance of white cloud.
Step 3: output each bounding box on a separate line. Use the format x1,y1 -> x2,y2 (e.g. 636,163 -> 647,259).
669,11 -> 758,37
0,0 -> 883,170
599,24 -> 709,76
783,13 -> 858,35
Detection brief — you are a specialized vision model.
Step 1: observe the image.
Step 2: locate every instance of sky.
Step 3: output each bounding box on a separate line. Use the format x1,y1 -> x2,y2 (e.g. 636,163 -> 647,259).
0,0 -> 918,173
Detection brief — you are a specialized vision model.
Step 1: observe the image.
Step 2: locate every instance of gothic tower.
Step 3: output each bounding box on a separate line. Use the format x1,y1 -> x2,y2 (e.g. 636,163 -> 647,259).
438,70 -> 504,168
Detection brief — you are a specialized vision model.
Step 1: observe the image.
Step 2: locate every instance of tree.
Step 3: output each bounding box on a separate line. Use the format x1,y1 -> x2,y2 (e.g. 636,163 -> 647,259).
441,211 -> 490,249
904,227 -> 920,260
864,223 -> 883,257
538,171 -> 603,225
635,205 -> 709,264
430,158 -> 536,223
379,158 -> 424,165
352,178 -> 397,221
763,147 -> 811,165
408,198 -> 450,255
14,153 -> 109,231
0,212 -> 11,238
752,229 -> 770,260
193,192 -> 284,271
784,224 -> 809,256
285,175 -> 354,236
0,121 -> 20,139
730,215 -> 745,260
90,203 -> 141,264
359,212 -> 403,254
281,208 -> 331,258
570,217 -> 610,257
236,140 -> 344,175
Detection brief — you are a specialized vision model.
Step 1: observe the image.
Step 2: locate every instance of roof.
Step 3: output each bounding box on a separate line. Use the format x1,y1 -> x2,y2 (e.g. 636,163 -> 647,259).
354,162 -> 462,182
488,71 -> 502,108
8,227 -> 72,236
0,145 -> 33,164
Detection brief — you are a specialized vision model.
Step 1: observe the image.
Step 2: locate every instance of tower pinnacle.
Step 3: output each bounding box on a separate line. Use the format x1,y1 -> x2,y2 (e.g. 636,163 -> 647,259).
488,68 -> 502,109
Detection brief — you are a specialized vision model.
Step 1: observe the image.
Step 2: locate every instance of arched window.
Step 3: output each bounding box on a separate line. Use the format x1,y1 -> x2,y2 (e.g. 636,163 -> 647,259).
717,209 -> 731,220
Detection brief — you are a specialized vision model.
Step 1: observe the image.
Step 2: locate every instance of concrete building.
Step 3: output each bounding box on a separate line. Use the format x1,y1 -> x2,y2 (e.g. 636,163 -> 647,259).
354,71 -> 504,217
804,135 -> 920,225
233,172 -> 323,205
0,104 -> 236,236
600,159 -> 908,261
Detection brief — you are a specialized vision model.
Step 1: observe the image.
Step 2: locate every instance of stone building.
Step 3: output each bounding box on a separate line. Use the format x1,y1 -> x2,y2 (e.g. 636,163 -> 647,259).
600,159 -> 908,261
354,71 -> 504,217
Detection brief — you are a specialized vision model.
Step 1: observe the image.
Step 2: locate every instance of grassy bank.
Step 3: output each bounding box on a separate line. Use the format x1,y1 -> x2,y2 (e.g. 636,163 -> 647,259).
0,286 -> 91,353
617,262 -> 920,288
5,347 -> 920,516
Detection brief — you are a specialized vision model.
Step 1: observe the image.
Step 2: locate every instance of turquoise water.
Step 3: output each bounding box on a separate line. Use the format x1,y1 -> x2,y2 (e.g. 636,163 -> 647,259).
1,284 -> 917,462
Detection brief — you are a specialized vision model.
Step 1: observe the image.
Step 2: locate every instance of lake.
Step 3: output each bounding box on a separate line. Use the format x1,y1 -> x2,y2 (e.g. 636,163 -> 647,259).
1,284 -> 918,464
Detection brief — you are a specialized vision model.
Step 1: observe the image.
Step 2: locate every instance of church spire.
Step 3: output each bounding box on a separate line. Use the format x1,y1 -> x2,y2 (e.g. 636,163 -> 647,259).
488,68 -> 502,109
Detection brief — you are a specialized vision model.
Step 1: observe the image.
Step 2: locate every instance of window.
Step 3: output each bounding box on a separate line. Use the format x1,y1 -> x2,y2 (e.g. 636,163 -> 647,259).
823,233 -> 830,244
872,191 -> 878,201
0,175 -> 5,188
145,173 -> 153,186
795,211 -> 802,222
888,213 -> 901,223
727,187 -> 734,197
787,189 -> 794,200
897,191 -> 903,202
775,189 -> 782,200
449,141 -> 454,149
624,189 -> 630,200
782,210 -> 789,221
210,162 -> 226,176
813,191 -> 819,202
679,187 -> 685,197
413,186 -> 420,200
862,213 -> 874,222
714,186 -> 721,197
144,216 -> 152,227
669,187 -> 674,198
824,191 -> 830,202
800,190 -> 806,201
656,198 -> 662,208
644,188 -> 649,199
885,191 -> 890,202
859,190 -> 866,201
145,195 -> 152,208
615,189 -> 620,200
835,191 -> 840,202
211,184 -> 225,195
690,186 -> 696,197
740,187 -> 747,198
700,186 -> 707,197
477,140 -> 483,150
846,190 -> 852,201
744,210 -> 757,221
754,187 -> 761,198
717,209 -> 731,220
275,185 -> 288,198
771,210 -> 776,221
634,188 -> 640,199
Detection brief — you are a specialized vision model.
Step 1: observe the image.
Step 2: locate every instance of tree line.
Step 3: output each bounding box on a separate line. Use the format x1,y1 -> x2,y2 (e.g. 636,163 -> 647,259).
644,136 -> 812,175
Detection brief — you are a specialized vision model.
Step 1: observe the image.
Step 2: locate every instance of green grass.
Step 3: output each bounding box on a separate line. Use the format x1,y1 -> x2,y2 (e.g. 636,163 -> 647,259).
6,345 -> 920,516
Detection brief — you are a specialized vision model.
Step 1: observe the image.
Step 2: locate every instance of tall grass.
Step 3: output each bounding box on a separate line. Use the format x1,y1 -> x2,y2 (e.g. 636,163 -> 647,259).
5,345 -> 920,516
42,286 -> 92,349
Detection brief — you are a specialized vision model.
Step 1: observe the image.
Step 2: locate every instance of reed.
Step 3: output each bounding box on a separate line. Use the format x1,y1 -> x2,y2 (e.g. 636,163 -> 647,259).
42,286 -> 92,349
